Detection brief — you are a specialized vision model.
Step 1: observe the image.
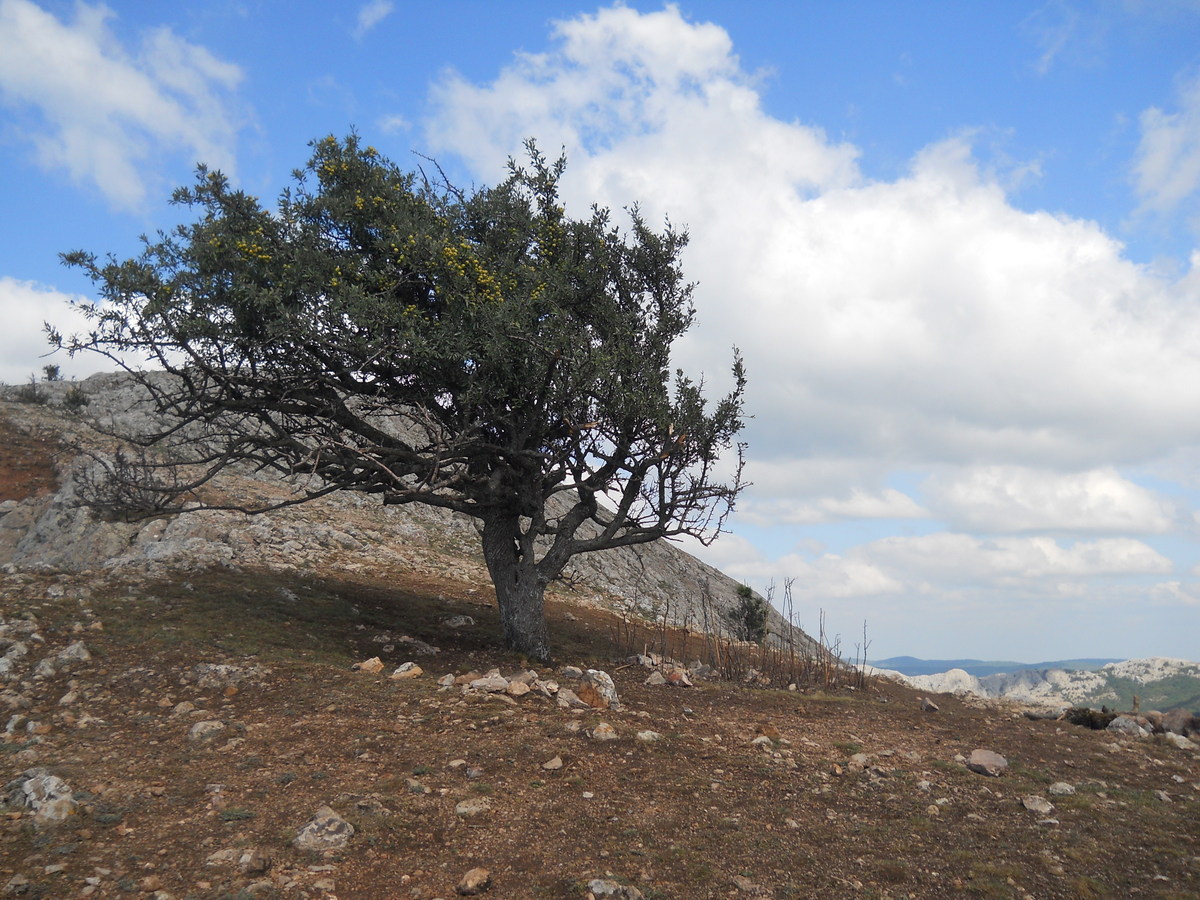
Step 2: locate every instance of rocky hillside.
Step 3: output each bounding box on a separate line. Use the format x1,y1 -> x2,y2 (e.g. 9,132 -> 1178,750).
877,658 -> 1200,711
1,377 -> 1199,898
0,373 -> 806,652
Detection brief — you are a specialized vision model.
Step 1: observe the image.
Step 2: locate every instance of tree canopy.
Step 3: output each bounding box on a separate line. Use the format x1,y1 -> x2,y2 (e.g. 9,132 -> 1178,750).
56,134 -> 747,659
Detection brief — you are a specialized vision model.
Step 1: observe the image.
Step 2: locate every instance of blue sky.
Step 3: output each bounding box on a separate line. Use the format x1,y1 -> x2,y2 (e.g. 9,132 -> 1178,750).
3,1 -> 1200,662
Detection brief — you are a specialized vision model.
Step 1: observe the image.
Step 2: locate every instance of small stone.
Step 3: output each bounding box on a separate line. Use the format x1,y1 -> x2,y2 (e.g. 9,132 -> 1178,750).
437,673 -> 456,688
542,756 -> 564,770
354,657 -> 385,674
1022,795 -> 1054,815
506,681 -> 530,697
16,770 -> 77,825
292,806 -> 354,853
442,615 -> 476,628
664,668 -> 693,687
139,875 -> 163,892
555,687 -> 589,709
590,722 -> 619,741
1154,790 -> 1172,802
189,720 -> 226,742
469,675 -> 509,693
731,874 -> 763,893
966,749 -> 1007,777
390,662 -> 422,680
1165,733 -> 1197,751
239,849 -> 272,876
636,730 -> 663,742
560,666 -> 584,679
455,797 -> 492,817
1048,782 -> 1075,796
644,671 -> 667,686
456,867 -> 491,895
724,873 -> 763,897
920,697 -> 939,712
587,878 -> 644,899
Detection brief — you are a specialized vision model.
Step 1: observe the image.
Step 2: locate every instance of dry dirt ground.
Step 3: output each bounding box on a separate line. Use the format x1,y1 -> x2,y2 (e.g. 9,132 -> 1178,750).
1,417 -> 1198,900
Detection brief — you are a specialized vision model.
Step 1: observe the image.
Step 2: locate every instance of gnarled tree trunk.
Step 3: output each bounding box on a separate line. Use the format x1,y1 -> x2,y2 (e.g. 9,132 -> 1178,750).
480,514 -> 550,660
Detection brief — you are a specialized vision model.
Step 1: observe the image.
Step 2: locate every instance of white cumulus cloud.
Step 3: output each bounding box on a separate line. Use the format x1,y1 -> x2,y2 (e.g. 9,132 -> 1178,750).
426,4 -> 1200,487
0,0 -> 243,211
421,5 -> 1200,653
924,466 -> 1177,533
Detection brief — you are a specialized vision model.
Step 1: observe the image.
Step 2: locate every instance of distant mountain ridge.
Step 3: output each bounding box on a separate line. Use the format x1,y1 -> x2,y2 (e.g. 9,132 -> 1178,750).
870,657 -> 1200,711
871,656 -> 1122,678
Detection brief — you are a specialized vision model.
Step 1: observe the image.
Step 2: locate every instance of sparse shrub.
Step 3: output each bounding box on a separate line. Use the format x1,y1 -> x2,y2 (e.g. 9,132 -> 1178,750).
724,584 -> 768,644
61,381 -> 89,410
41,364 -> 61,382
72,446 -> 190,520
13,375 -> 47,404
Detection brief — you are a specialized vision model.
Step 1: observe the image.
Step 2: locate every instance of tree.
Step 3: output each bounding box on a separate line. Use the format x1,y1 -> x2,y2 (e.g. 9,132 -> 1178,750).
54,134 -> 747,660
724,584 -> 768,644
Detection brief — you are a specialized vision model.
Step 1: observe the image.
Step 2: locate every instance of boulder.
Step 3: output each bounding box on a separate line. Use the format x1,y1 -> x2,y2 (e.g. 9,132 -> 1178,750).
1161,708 -> 1197,737
1107,715 -> 1149,737
578,669 -> 620,710
1164,732 -> 1197,751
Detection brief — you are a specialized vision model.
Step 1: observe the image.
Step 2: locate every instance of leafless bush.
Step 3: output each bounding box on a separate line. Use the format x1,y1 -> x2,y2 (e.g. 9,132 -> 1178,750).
607,575 -> 872,694
72,446 -> 192,521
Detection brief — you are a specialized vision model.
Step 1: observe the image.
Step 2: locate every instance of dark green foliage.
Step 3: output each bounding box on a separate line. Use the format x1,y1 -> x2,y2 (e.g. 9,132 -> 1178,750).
54,135 -> 747,659
724,584 -> 768,643
1064,707 -> 1118,729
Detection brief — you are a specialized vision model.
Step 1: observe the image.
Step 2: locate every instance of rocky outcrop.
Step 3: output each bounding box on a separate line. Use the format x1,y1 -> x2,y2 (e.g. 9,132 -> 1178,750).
873,657 -> 1200,712
0,373 -> 806,647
